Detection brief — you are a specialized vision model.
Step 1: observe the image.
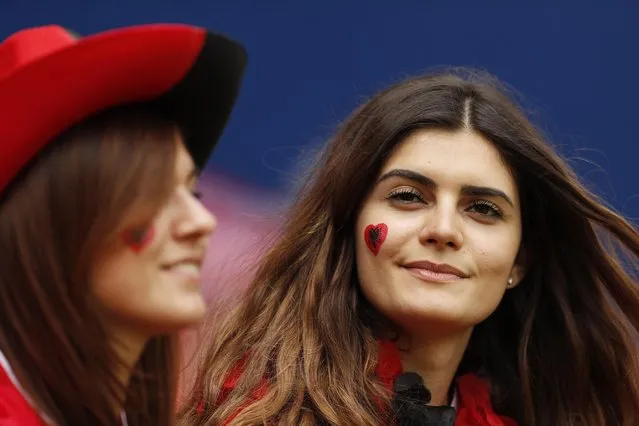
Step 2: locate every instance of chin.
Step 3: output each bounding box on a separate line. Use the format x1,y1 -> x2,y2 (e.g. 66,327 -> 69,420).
153,295 -> 208,332
383,301 -> 473,331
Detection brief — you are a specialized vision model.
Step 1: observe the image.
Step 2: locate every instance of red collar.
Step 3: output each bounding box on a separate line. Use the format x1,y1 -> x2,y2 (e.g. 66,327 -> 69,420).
210,341 -> 518,425
376,340 -> 517,426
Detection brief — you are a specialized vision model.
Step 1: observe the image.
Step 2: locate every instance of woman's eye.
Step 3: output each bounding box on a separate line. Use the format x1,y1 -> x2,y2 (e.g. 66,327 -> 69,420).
468,200 -> 503,218
387,188 -> 424,204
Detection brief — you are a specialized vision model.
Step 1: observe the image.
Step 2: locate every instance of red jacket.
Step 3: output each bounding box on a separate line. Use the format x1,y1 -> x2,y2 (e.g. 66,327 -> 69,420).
0,364 -> 44,426
202,340 -> 517,425
0,359 -> 132,426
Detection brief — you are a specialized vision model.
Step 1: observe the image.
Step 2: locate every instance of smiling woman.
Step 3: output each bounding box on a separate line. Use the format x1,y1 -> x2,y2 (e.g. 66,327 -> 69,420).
356,129 -> 524,345
89,113 -> 215,341
0,106 -> 217,426
0,23 -> 246,426
182,70 -> 639,426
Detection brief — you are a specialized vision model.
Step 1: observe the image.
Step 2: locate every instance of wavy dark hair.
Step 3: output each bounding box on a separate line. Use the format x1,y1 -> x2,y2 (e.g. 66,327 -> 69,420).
0,105 -> 182,425
180,70 -> 639,425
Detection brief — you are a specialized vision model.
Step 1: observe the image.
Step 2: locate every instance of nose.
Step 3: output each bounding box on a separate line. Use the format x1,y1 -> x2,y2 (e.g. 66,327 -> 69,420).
418,202 -> 463,250
174,191 -> 217,241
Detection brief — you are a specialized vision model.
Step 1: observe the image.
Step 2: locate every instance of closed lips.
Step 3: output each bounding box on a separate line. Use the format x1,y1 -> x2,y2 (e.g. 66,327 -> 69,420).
402,260 -> 469,281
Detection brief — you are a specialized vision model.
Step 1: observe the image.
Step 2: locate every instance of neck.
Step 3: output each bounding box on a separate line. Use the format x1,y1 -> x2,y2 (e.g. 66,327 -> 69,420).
109,327 -> 148,412
397,328 -> 472,406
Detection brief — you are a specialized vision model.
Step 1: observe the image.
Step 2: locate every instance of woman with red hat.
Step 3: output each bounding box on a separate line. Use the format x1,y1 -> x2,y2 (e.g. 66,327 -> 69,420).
0,24 -> 246,425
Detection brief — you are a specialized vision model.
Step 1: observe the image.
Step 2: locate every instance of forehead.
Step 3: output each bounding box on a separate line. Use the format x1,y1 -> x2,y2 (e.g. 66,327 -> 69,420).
382,129 -> 519,200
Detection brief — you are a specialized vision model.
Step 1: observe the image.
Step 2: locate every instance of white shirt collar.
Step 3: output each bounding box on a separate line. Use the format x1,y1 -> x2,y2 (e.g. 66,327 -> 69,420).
451,387 -> 459,409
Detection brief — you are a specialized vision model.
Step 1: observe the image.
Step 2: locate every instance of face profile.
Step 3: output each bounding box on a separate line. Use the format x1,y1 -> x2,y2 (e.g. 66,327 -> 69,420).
92,137 -> 216,338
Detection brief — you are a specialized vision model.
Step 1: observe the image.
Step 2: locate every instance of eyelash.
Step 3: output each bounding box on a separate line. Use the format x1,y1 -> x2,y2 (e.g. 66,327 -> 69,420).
387,188 -> 424,203
387,188 -> 503,218
468,200 -> 503,218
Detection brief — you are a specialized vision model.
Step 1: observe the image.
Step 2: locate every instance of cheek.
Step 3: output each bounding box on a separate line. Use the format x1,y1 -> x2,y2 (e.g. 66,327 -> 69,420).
471,227 -> 521,282
356,203 -> 417,253
355,215 -> 417,297
119,225 -> 156,254
363,223 -> 388,255
90,224 -> 206,333
91,229 -> 166,320
90,256 -> 151,324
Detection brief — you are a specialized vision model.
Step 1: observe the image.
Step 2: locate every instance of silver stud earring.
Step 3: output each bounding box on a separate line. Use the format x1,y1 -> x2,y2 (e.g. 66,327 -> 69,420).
507,277 -> 514,288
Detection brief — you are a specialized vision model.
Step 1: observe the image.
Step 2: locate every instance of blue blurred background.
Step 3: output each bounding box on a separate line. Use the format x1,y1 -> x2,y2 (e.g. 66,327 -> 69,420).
2,1 -> 638,296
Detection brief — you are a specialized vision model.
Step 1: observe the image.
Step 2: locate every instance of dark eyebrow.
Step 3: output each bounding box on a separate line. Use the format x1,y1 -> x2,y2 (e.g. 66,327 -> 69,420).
378,168 -> 514,207
378,169 -> 435,188
461,185 -> 514,207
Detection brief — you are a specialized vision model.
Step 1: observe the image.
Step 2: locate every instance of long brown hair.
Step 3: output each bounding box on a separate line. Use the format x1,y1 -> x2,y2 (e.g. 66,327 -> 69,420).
0,105 -> 181,425
180,70 -> 639,425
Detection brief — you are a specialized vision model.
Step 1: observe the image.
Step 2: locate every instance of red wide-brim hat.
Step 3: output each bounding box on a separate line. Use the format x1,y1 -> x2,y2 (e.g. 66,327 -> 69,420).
0,24 -> 248,193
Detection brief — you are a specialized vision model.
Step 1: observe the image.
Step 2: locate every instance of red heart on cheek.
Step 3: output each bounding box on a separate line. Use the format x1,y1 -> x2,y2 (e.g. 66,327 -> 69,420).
364,223 -> 388,256
120,226 -> 155,253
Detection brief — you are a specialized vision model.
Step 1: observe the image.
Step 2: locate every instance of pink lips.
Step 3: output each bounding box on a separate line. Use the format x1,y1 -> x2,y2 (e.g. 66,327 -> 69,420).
403,260 -> 469,283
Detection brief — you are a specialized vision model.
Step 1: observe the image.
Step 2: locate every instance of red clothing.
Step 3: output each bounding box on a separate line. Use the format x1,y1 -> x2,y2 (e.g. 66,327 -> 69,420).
0,360 -> 130,426
202,340 -> 517,425
0,364 -> 44,426
376,340 -> 517,425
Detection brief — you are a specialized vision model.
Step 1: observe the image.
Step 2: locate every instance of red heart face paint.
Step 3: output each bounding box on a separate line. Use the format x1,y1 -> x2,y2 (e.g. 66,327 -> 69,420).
364,223 -> 388,256
120,225 -> 155,253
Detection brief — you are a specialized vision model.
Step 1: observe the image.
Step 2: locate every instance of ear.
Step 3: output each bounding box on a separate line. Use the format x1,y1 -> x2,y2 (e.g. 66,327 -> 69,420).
508,246 -> 530,288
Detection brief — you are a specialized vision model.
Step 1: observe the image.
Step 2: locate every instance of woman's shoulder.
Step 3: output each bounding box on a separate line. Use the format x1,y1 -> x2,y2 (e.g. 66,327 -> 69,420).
0,364 -> 44,426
